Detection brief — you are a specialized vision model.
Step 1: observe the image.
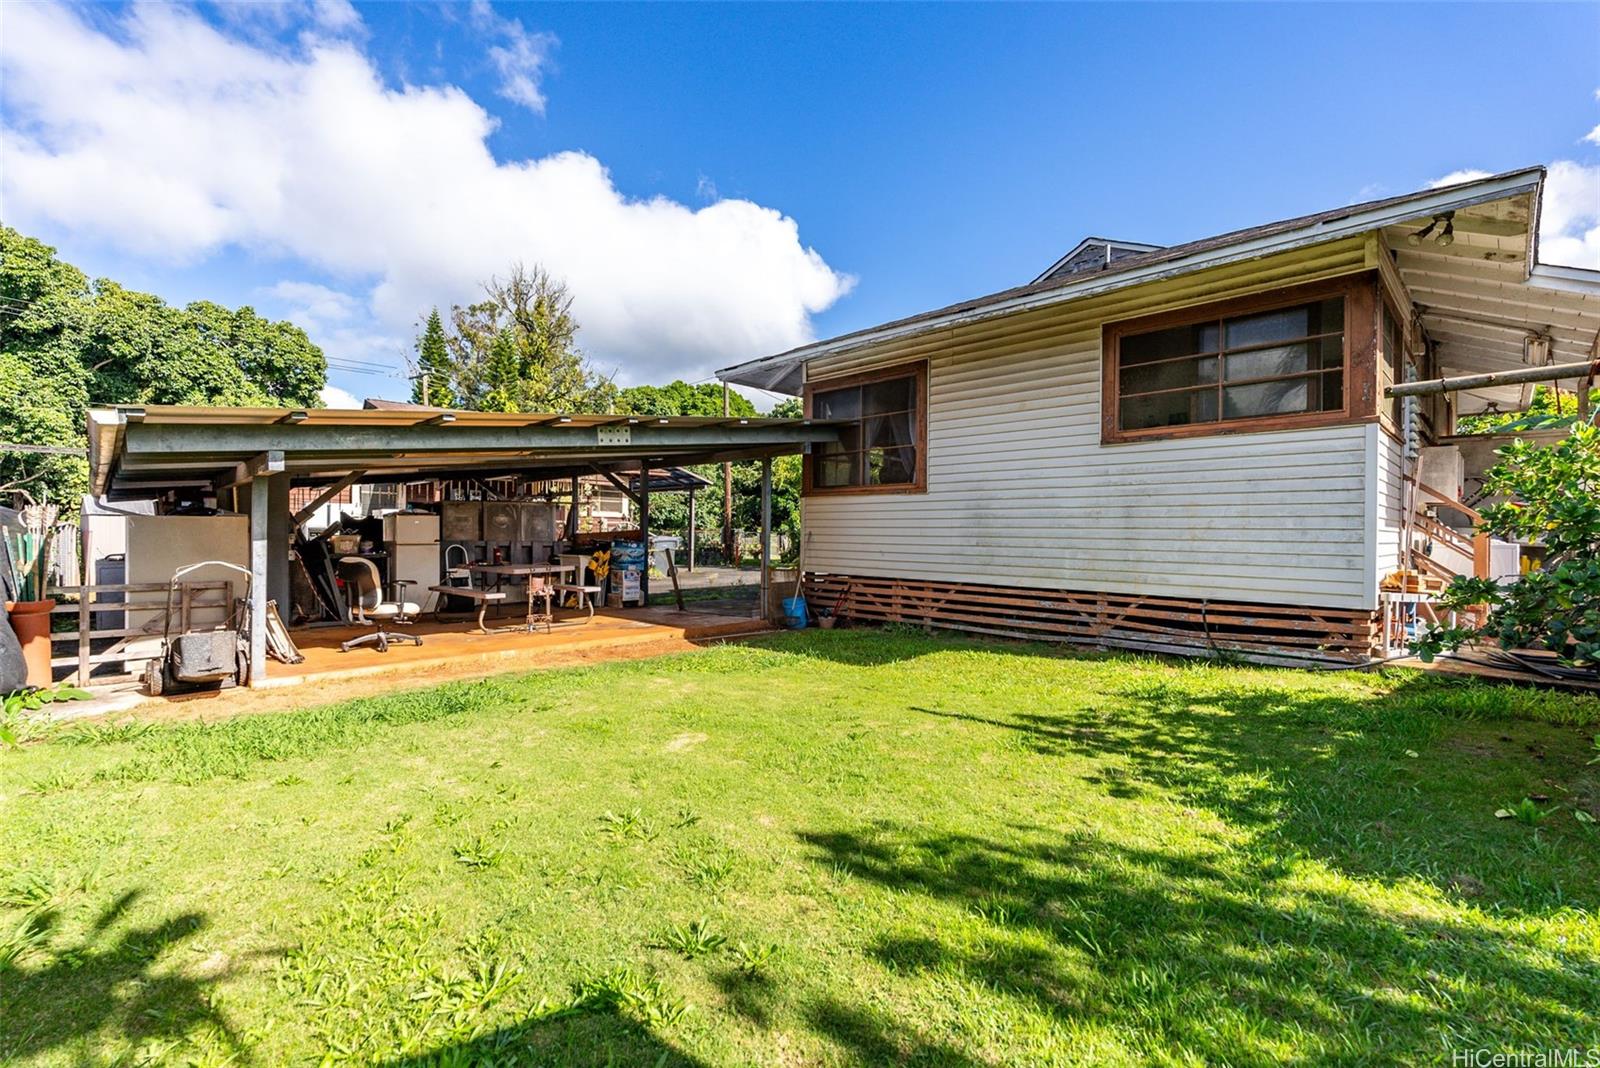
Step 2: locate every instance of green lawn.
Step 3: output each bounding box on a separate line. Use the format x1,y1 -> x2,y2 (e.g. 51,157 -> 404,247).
3,631 -> 1599,1067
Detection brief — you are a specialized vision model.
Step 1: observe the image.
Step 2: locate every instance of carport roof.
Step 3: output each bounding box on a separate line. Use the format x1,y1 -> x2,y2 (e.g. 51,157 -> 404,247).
87,405 -> 842,499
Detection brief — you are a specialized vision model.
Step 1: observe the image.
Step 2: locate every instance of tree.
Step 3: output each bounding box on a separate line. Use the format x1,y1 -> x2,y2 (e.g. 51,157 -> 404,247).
1456,385 -> 1600,435
411,309 -> 456,407
618,380 -> 757,419
480,328 -> 521,413
440,264 -> 615,414
0,225 -> 328,502
1414,422 -> 1600,673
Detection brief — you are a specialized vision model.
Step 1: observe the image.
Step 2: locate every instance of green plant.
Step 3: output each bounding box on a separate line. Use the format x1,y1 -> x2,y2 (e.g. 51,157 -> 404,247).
598,807 -> 659,842
574,966 -> 690,1028
1415,424 -> 1600,673
658,917 -> 726,958
1495,798 -> 1558,825
451,836 -> 506,870
59,719 -> 153,746
1,684 -> 91,749
730,940 -> 778,976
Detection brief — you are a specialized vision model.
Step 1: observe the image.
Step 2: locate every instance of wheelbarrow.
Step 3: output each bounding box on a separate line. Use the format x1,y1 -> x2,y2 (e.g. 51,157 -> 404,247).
143,560 -> 251,696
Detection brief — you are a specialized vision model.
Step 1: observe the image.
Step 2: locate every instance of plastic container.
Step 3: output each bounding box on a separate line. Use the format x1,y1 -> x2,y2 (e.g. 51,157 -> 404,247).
782,595 -> 809,629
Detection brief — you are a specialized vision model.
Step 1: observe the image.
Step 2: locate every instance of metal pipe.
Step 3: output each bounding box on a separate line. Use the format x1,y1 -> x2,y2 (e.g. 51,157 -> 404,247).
759,458 -> 771,622
1385,359 -> 1600,398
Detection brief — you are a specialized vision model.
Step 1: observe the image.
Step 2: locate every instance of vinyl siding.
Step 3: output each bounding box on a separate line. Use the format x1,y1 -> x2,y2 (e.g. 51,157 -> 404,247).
1375,428 -> 1408,584
801,236 -> 1383,612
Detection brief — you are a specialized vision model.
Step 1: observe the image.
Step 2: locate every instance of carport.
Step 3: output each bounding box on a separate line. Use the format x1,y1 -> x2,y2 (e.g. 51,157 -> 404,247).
84,405 -> 840,684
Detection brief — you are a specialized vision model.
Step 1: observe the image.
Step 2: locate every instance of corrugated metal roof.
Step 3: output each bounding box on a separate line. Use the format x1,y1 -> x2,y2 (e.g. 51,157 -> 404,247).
86,405 -> 841,498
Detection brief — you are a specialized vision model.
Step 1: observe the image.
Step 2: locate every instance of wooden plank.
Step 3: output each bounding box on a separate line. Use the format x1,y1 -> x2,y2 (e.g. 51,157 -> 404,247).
803,572 -> 1377,662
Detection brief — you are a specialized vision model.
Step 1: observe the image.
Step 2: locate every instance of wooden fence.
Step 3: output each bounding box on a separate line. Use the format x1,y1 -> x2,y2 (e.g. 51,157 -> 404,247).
46,580 -> 235,685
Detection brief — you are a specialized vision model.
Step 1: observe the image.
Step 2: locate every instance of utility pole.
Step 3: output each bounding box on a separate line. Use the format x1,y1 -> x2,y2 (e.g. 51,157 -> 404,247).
721,380 -> 735,567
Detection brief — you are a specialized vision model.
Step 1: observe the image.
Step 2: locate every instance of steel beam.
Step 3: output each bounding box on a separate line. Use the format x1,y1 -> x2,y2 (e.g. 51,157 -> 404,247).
759,458 -> 772,622
124,422 -> 838,461
249,475 -> 269,685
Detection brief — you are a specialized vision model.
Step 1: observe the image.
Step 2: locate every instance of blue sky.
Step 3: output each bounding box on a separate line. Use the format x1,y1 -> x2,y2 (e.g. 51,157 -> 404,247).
3,2 -> 1597,408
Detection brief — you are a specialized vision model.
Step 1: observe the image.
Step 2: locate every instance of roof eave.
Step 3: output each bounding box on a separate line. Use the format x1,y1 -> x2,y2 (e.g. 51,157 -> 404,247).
717,166 -> 1548,392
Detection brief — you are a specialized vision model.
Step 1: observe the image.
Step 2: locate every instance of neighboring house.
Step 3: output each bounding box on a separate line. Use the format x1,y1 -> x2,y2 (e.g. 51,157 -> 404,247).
718,167 -> 1600,663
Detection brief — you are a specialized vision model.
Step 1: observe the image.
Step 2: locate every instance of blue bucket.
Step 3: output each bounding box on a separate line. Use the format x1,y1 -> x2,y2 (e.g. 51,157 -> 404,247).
782,595 -> 809,629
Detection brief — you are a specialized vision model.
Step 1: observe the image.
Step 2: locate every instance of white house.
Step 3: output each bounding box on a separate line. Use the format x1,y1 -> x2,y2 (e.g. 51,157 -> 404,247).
718,168 -> 1600,663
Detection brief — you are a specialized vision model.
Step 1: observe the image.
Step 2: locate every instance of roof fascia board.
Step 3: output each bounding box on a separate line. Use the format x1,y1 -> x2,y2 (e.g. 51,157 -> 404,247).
1527,262 -> 1600,296
119,421 -> 840,460
718,169 -> 1545,384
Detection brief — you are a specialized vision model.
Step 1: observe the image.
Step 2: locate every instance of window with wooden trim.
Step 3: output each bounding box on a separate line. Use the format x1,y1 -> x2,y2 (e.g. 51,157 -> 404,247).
804,363 -> 925,494
1381,300 -> 1406,430
1103,281 -> 1369,443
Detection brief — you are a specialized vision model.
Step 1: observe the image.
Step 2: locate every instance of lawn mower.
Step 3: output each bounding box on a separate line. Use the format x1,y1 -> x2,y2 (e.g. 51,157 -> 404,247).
143,560 -> 251,696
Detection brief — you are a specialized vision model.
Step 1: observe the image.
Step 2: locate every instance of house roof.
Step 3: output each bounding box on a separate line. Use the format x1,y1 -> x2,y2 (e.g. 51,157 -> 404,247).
718,166 -> 1600,408
1031,237 -> 1165,284
85,405 -> 839,499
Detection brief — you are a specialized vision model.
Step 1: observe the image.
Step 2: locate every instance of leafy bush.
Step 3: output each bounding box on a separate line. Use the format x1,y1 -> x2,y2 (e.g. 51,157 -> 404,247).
1415,423 -> 1600,671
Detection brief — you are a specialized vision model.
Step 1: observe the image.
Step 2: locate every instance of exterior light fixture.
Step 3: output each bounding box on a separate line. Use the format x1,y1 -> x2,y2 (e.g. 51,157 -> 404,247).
1407,212 -> 1456,247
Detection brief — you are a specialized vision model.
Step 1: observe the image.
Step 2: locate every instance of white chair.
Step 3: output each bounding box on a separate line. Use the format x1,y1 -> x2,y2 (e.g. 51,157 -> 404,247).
337,556 -> 422,653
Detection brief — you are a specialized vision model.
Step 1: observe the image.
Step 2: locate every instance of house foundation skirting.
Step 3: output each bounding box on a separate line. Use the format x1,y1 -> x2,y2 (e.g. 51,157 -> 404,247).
802,573 -> 1379,666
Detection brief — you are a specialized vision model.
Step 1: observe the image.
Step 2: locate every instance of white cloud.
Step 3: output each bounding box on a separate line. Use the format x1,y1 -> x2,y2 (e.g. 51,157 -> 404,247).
469,0 -> 558,115
319,384 -> 362,409
1536,159 -> 1600,269
265,280 -> 362,329
0,2 -> 852,387
1426,169 -> 1494,190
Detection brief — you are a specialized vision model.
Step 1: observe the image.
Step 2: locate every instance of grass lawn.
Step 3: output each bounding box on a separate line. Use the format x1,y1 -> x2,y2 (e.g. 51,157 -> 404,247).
3,630 -> 1599,1067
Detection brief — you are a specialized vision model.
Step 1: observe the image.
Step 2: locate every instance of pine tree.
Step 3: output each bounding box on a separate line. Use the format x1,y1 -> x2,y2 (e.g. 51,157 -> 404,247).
481,328 -> 521,413
412,308 -> 455,407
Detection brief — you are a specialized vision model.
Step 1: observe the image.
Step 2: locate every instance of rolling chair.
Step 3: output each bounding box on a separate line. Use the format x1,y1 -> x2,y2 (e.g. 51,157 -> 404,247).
336,556 -> 423,653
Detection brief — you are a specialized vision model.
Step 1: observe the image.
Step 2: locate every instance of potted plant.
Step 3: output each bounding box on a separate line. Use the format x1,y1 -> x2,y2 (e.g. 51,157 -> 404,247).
4,500 -> 61,689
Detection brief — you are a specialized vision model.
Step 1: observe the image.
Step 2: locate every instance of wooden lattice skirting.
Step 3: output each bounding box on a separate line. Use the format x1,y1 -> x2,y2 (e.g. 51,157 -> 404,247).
803,573 -> 1379,666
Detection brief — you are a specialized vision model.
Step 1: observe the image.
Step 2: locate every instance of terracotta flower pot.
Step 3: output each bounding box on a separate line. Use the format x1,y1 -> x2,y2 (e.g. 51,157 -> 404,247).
5,599 -> 57,689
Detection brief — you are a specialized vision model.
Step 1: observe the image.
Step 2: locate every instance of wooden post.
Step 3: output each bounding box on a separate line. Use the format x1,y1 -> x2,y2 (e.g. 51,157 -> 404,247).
686,489 -> 697,573
249,476 -> 269,685
759,457 -> 772,622
77,508 -> 91,686
722,382 -> 734,567
567,475 -> 580,542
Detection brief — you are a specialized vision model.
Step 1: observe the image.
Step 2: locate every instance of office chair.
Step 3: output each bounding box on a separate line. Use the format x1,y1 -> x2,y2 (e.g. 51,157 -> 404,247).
336,556 -> 423,653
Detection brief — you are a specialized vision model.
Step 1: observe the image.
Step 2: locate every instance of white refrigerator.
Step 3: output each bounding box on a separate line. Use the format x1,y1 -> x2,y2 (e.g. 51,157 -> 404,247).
383,512 -> 441,614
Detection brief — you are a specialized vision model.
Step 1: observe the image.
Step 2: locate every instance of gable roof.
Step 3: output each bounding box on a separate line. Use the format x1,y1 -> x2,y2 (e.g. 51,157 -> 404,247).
718,166 -> 1594,396
1032,237 -> 1165,284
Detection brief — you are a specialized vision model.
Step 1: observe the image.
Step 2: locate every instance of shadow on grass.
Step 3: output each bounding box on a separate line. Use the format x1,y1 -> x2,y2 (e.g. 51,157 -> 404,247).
0,889 -> 256,1063
797,824 -> 1600,1062
911,664 -> 1600,910
375,1004 -> 710,1068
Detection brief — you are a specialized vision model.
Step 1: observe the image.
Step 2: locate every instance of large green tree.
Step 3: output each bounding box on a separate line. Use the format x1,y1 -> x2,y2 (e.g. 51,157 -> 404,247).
410,309 -> 456,407
440,264 -> 615,414
617,380 -> 757,419
0,225 -> 328,502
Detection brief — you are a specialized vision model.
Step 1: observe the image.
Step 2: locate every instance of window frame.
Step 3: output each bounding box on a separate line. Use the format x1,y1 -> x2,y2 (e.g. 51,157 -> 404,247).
1100,274 -> 1379,445
802,360 -> 928,496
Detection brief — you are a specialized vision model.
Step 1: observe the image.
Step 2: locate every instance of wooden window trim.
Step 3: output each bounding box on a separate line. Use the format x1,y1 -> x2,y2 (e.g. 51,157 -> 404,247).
803,360 -> 928,496
1101,273 -> 1379,445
